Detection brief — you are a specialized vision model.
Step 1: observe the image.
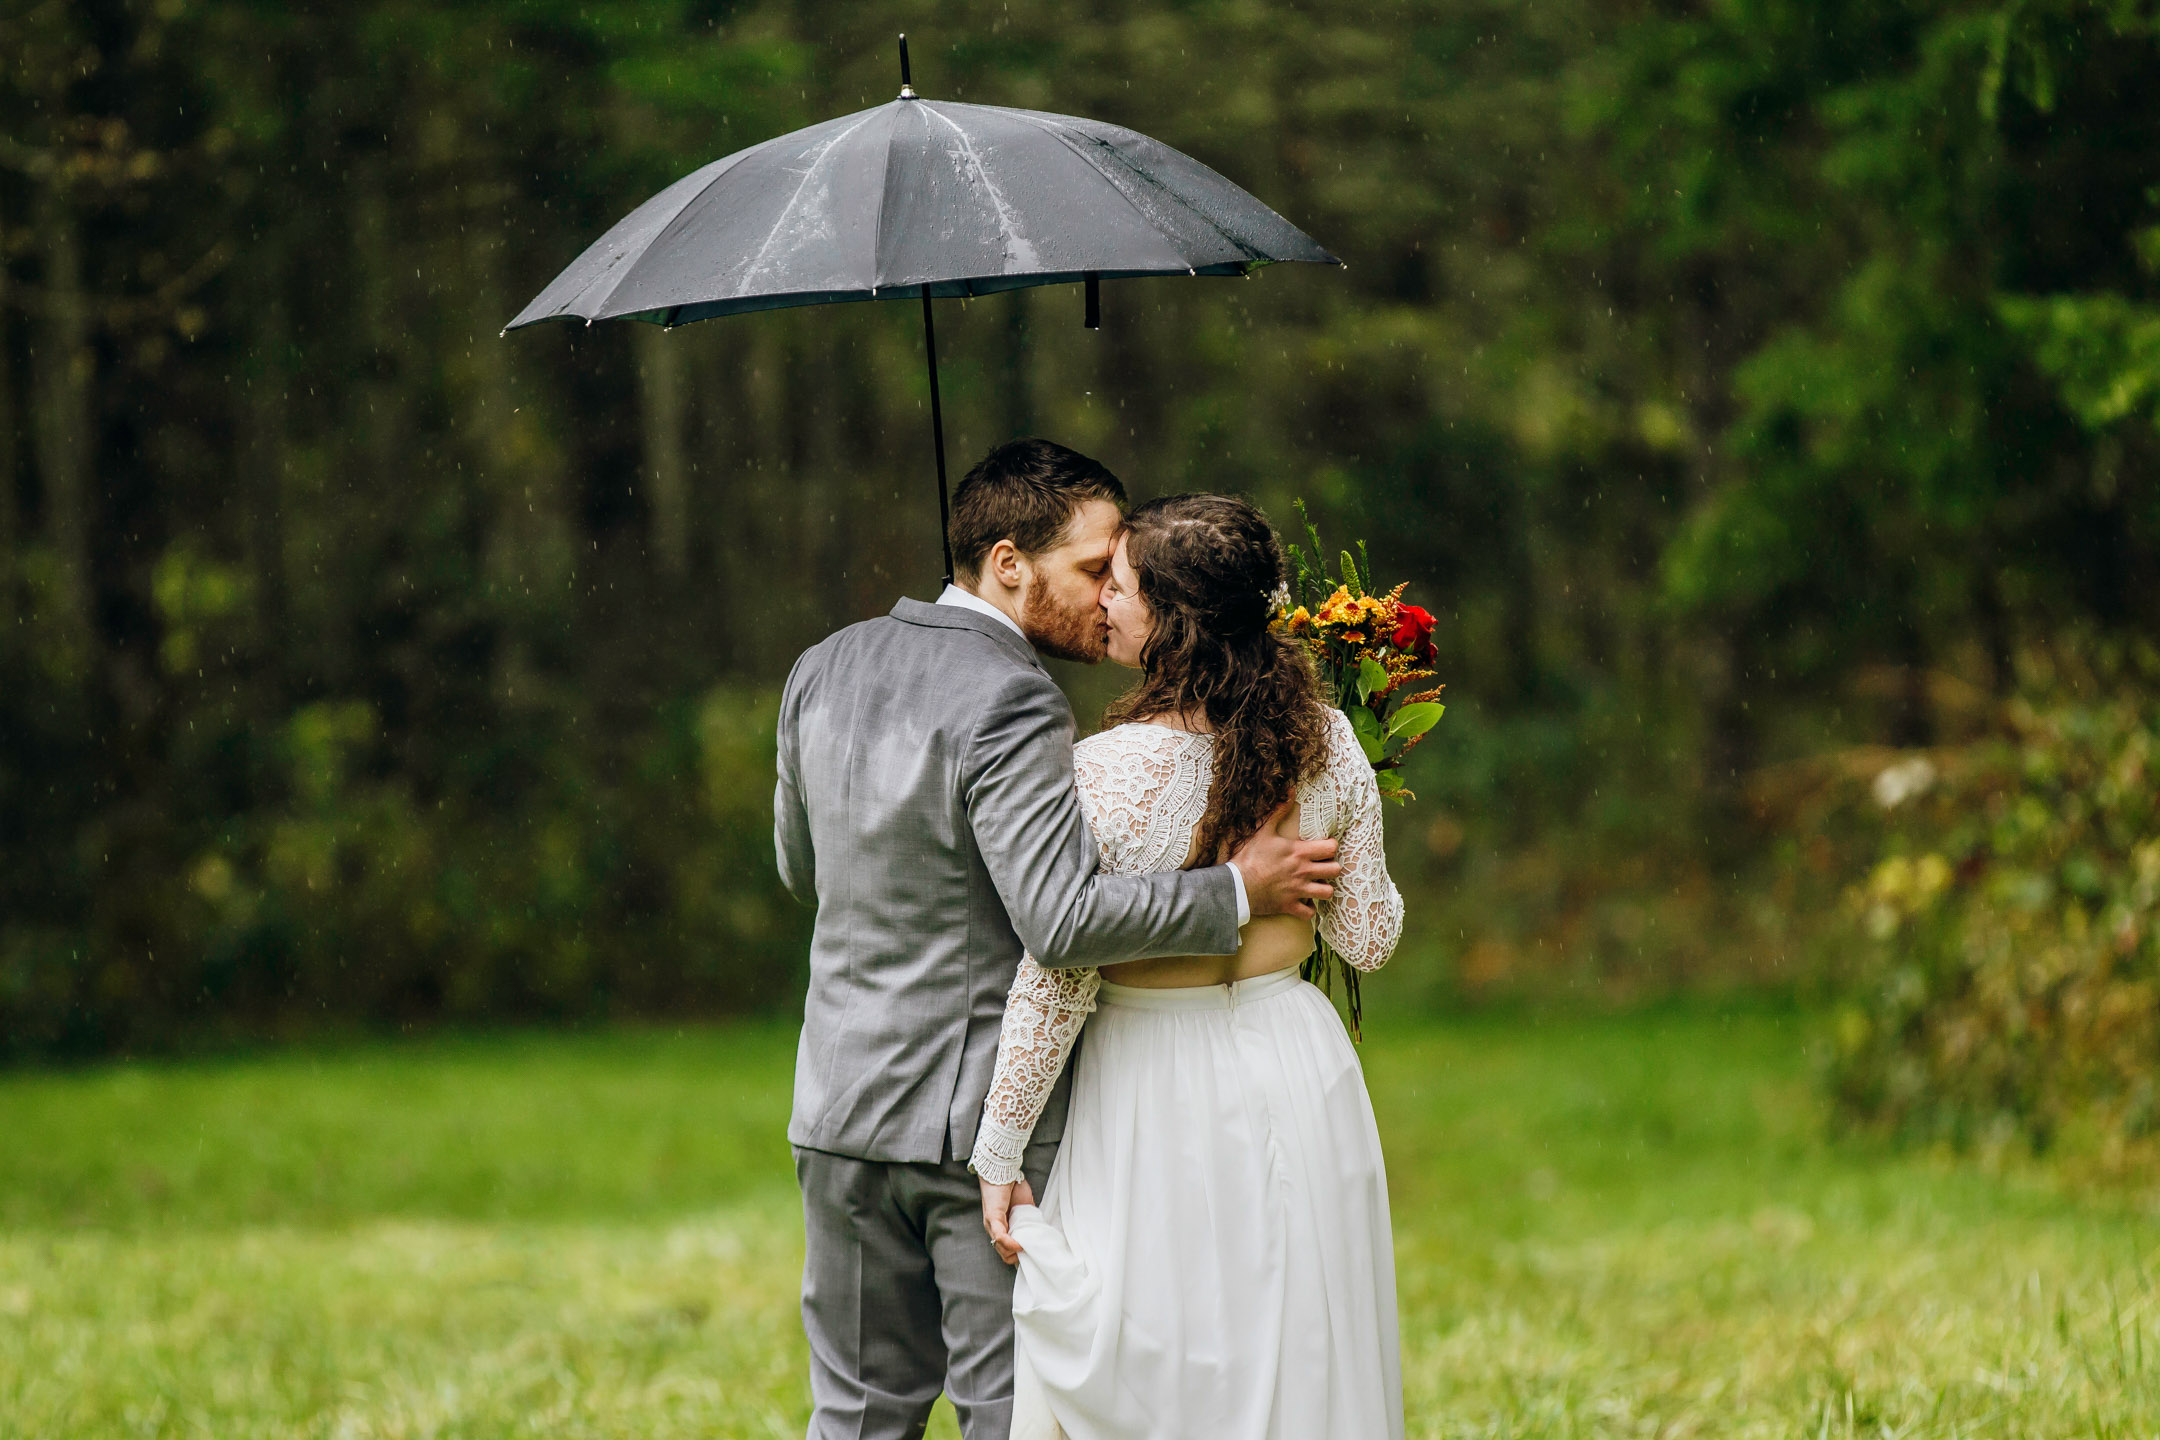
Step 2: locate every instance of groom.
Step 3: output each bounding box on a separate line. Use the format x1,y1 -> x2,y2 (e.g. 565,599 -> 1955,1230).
774,438 -> 1341,1440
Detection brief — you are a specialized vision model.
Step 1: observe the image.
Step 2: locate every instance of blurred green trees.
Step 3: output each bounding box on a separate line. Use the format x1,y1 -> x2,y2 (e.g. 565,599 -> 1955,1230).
1828,655 -> 2160,1171
0,0 -> 2156,1052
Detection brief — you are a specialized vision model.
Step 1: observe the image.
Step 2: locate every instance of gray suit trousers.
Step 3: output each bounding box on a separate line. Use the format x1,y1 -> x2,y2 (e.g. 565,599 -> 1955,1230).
796,1140 -> 1058,1440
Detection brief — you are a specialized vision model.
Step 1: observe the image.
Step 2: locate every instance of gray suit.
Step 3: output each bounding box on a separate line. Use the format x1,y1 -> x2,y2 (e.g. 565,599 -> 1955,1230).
775,597 -> 1240,1439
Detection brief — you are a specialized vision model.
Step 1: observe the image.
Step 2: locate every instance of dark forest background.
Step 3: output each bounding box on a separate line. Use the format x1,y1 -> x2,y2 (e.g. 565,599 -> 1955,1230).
4,0 -> 2158,1060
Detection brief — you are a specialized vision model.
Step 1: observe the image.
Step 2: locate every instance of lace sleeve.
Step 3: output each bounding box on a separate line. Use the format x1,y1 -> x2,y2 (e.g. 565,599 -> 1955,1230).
968,956 -> 1101,1183
1315,712 -> 1405,972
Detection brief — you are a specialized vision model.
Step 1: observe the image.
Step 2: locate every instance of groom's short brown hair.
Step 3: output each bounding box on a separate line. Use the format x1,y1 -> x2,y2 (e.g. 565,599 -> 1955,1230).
949,439 -> 1127,581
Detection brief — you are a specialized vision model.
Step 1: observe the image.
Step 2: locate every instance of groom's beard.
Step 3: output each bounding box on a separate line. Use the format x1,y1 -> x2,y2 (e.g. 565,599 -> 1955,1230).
1021,583 -> 1108,663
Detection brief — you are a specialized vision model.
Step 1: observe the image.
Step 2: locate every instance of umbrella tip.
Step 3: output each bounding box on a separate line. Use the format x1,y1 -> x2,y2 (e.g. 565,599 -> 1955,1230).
897,33 -> 916,99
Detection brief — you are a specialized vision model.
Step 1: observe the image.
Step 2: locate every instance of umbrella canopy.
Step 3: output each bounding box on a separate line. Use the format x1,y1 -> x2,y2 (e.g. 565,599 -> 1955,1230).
506,39 -> 1339,583
504,97 -> 1336,330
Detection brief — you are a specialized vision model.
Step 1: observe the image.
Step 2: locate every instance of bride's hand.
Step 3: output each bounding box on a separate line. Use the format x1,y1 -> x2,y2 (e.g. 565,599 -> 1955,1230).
980,1175 -> 1037,1266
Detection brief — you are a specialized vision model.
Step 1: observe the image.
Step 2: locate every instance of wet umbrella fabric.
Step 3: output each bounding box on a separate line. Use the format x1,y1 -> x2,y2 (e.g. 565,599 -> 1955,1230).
506,98 -> 1334,327
504,92 -> 1338,577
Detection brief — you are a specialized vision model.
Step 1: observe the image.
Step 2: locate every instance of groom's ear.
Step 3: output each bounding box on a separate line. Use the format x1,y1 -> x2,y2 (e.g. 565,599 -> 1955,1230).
984,538 -> 1027,594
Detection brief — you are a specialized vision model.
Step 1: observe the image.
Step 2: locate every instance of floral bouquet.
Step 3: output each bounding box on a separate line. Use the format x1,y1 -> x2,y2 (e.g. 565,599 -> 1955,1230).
1272,502 -> 1445,1038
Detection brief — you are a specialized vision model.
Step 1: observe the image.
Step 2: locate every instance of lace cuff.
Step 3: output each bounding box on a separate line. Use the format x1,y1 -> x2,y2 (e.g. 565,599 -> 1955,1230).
970,1115 -> 1032,1184
968,956 -> 1099,1181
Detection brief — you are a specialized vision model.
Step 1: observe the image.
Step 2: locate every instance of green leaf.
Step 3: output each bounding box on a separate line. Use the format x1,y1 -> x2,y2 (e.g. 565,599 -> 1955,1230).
1387,701 -> 1445,739
1339,549 -> 1363,597
1294,499 -> 1327,600
1356,655 -> 1387,703
1998,292 -> 2160,430
1348,705 -> 1385,762
1375,768 -> 1405,792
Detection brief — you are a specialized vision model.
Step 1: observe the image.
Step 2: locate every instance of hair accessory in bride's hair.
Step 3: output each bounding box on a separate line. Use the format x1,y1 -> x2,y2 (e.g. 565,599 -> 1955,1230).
1265,581 -> 1292,614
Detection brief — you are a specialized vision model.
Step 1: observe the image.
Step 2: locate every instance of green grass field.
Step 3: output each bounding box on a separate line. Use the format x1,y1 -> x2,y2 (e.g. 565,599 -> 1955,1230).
3,1009 -> 2156,1438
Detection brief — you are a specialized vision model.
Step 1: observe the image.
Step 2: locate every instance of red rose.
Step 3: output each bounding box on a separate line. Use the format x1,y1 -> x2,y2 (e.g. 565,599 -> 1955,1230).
1391,604 -> 1436,660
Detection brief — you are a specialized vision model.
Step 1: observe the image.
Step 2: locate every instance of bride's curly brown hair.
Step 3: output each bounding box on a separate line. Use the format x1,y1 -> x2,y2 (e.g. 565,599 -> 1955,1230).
1104,494 -> 1333,868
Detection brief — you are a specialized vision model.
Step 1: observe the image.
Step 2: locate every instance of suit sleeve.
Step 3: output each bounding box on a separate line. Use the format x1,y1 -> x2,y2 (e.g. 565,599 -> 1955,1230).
773,650 -> 818,908
963,670 -> 1240,968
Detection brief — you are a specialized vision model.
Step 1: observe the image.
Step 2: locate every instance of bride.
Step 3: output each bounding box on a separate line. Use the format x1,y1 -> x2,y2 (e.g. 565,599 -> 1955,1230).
970,494 -> 1405,1440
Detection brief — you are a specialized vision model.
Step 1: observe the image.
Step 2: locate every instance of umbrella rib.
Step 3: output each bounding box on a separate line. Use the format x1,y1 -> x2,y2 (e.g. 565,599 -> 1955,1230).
923,106 -> 1040,274
596,111 -> 882,317
1010,110 -> 1261,267
868,103 -> 901,292
578,143 -> 773,321
1002,109 -> 1250,265
734,110 -> 886,300
570,147 -> 765,321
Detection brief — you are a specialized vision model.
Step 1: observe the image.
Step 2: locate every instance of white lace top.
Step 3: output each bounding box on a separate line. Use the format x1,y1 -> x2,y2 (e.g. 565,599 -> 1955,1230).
969,709 -> 1404,1183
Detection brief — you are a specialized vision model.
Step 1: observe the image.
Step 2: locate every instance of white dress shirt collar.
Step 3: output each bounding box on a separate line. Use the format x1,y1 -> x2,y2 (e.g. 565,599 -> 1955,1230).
937,582 -> 1029,642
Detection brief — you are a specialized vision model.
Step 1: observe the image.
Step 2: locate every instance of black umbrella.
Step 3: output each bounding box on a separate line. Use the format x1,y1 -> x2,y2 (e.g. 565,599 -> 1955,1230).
505,37 -> 1339,583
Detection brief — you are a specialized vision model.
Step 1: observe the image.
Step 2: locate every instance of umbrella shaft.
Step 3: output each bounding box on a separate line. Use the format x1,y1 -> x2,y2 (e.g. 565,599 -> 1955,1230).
921,285 -> 954,586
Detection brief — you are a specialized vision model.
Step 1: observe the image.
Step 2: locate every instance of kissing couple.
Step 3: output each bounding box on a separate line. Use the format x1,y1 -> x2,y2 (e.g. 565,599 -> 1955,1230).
775,438 -> 1406,1440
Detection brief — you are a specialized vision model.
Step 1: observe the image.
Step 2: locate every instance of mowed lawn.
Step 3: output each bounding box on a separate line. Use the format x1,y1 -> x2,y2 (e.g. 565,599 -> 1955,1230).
3,1009 -> 2157,1438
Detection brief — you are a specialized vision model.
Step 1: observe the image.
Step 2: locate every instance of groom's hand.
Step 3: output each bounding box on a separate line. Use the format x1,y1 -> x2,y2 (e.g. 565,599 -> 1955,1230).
1231,801 -> 1341,920
981,1176 -> 1037,1266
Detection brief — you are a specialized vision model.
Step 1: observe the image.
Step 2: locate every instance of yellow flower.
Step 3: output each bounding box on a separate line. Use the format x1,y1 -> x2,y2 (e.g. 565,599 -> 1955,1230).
1315,586 -> 1361,626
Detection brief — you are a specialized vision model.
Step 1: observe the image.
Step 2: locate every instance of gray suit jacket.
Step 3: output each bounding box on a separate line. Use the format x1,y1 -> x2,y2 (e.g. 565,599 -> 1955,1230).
776,597 -> 1242,1164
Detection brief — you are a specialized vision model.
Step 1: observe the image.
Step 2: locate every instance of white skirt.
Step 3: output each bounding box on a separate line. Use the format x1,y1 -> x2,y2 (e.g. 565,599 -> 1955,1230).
1008,967 -> 1404,1440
